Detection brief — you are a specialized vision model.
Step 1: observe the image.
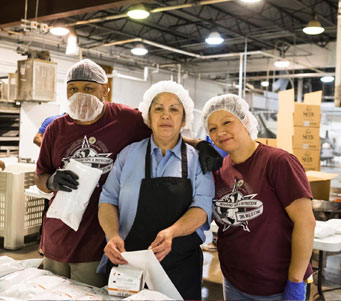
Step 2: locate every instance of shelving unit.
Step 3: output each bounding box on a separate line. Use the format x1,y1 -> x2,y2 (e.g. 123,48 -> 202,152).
0,103 -> 20,157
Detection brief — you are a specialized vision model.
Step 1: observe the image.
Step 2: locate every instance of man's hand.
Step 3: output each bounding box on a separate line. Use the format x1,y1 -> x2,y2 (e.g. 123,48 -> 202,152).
149,228 -> 174,262
104,235 -> 128,265
197,141 -> 223,174
283,280 -> 305,301
46,170 -> 79,192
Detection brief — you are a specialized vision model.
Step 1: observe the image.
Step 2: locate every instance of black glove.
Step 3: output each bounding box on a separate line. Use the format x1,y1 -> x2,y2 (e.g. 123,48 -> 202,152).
46,169 -> 79,192
197,141 -> 223,174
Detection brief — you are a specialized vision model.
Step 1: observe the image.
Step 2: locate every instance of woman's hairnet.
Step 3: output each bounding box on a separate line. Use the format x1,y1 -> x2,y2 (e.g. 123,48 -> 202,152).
201,94 -> 258,139
66,59 -> 108,84
139,80 -> 194,129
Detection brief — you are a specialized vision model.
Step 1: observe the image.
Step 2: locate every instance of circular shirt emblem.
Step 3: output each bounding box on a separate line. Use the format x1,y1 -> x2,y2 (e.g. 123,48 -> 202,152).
89,137 -> 96,144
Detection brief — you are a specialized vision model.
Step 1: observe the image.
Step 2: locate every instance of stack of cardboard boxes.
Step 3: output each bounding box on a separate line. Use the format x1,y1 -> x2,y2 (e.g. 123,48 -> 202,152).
292,92 -> 322,171
276,89 -> 338,200
277,89 -> 322,171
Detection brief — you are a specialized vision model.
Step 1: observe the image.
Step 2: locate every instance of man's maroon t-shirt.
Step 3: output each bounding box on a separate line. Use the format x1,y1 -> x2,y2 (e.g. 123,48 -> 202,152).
36,103 -> 151,263
213,143 -> 313,296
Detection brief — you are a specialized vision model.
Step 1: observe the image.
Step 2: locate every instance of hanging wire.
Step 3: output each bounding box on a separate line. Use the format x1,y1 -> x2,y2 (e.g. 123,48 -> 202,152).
24,0 -> 28,20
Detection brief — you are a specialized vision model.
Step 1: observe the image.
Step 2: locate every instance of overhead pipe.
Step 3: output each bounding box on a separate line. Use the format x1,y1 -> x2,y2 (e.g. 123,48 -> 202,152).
67,0 -> 233,27
98,38 -> 325,74
108,66 -> 149,82
232,72 -> 335,81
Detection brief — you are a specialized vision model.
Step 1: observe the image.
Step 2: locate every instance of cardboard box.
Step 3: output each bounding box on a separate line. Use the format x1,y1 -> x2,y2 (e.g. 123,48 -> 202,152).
108,266 -> 144,297
7,73 -> 18,100
267,138 -> 277,147
293,103 -> 321,127
293,149 -> 320,171
306,171 -> 338,200
277,90 -> 323,154
304,90 -> 322,105
277,89 -> 295,153
256,138 -> 277,147
17,59 -> 56,102
292,127 -> 320,149
256,138 -> 267,145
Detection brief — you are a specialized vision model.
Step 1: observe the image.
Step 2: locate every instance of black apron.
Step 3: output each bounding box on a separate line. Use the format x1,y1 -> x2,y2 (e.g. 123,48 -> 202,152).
106,138 -> 203,300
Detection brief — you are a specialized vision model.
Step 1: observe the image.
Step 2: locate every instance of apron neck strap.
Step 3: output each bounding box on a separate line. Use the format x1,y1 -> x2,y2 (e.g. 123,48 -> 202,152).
145,138 -> 188,179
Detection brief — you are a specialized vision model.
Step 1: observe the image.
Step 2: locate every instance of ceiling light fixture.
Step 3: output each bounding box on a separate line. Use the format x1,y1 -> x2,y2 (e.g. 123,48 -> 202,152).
303,18 -> 325,35
65,31 -> 79,56
205,31 -> 224,45
261,80 -> 269,87
127,4 -> 150,20
50,23 -> 70,36
274,59 -> 290,68
131,43 -> 148,56
320,76 -> 334,83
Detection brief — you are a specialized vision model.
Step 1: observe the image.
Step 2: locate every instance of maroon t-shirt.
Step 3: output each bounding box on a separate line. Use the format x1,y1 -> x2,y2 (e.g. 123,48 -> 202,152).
213,143 -> 313,296
36,103 -> 151,263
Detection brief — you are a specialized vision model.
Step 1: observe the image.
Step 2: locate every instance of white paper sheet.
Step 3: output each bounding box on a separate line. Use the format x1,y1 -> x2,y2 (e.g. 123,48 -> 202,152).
47,159 -> 102,231
124,289 -> 172,300
121,250 -> 183,300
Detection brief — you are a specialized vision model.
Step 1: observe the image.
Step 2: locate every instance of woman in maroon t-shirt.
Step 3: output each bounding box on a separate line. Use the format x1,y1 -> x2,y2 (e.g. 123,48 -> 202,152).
201,94 -> 316,301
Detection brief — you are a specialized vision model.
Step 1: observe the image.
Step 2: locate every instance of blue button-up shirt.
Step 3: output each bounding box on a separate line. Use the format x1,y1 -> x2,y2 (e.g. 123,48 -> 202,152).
97,135 -> 215,273
100,135 -> 214,240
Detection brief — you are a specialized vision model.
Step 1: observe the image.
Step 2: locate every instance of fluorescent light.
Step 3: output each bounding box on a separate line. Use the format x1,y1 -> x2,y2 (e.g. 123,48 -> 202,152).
261,81 -> 269,87
65,34 -> 79,55
131,43 -> 148,56
205,31 -> 224,45
240,0 -> 261,3
303,19 -> 325,35
320,76 -> 334,83
274,60 -> 290,68
127,4 -> 150,19
50,26 -> 70,36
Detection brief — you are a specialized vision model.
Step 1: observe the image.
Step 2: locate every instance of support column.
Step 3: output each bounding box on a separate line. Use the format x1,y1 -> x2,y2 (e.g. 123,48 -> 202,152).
177,64 -> 181,84
297,78 -> 303,102
243,38 -> 248,99
238,53 -> 243,97
334,0 -> 341,107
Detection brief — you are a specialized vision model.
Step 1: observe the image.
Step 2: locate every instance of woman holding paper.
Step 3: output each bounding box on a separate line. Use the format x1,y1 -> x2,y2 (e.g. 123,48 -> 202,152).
201,94 -> 316,301
98,81 -> 214,300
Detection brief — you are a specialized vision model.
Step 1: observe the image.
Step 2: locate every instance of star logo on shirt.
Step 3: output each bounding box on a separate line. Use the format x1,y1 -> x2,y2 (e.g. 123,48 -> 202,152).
62,136 -> 113,174
213,179 -> 263,232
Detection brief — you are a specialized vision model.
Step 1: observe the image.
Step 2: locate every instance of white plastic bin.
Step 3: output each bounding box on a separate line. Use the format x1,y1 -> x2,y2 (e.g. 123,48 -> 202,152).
0,163 -> 44,249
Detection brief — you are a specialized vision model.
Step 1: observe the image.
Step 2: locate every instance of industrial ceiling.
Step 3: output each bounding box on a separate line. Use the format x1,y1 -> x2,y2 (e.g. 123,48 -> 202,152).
0,0 -> 338,97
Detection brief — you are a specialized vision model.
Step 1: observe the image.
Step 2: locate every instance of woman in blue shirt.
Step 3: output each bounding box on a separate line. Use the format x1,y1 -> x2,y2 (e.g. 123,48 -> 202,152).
98,80 -> 214,300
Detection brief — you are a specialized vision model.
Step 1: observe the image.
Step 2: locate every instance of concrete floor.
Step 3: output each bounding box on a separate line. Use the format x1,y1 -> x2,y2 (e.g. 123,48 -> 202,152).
0,240 -> 340,300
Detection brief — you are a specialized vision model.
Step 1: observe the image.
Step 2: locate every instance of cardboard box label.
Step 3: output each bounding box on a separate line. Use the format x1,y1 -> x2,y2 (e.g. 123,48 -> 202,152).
293,127 -> 320,149
293,149 -> 320,171
293,103 -> 321,127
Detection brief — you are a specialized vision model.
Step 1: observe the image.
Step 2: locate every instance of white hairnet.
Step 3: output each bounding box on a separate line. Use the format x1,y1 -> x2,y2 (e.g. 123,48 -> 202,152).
201,94 -> 258,139
66,59 -> 108,84
139,80 -> 194,129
